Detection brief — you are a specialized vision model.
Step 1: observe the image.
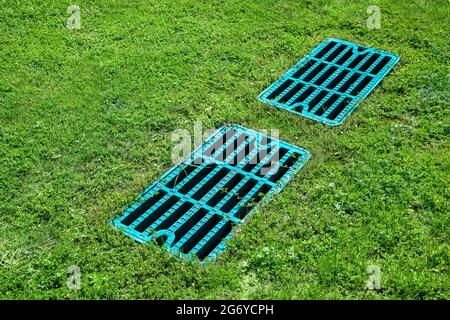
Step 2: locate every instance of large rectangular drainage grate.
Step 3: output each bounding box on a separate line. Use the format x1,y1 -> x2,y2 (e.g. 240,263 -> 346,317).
259,38 -> 400,126
111,125 -> 310,262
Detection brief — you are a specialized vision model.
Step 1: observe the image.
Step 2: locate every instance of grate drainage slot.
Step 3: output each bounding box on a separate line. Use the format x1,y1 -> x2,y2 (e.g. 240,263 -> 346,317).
173,208 -> 210,245
154,201 -> 194,231
166,163 -> 198,189
326,97 -> 353,120
314,94 -> 340,116
276,153 -> 301,181
192,167 -> 230,200
220,178 -> 258,213
370,56 -> 391,75
180,214 -> 222,254
195,221 -> 234,260
207,173 -> 244,208
267,79 -> 294,100
178,164 -> 216,195
256,147 -> 289,177
135,195 -> 180,232
121,190 -> 167,226
204,130 -> 237,157
234,184 -> 273,219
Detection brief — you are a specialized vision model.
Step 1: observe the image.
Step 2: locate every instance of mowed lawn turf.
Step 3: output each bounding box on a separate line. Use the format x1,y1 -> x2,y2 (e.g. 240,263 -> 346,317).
0,0 -> 448,299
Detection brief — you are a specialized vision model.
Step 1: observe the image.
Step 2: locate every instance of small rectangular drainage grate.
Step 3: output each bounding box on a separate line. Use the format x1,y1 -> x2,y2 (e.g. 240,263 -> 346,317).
259,38 -> 400,126
111,125 -> 310,262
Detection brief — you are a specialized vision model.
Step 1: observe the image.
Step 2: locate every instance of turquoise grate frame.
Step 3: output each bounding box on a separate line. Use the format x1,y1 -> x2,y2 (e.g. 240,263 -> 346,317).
111,125 -> 310,262
259,38 -> 400,126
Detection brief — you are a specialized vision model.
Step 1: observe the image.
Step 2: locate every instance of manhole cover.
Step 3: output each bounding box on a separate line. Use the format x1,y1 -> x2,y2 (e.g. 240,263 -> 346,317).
112,125 -> 310,262
259,38 -> 400,125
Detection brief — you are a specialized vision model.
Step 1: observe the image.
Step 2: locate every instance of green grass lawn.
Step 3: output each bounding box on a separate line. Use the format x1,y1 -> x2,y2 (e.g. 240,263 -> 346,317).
0,0 -> 448,299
